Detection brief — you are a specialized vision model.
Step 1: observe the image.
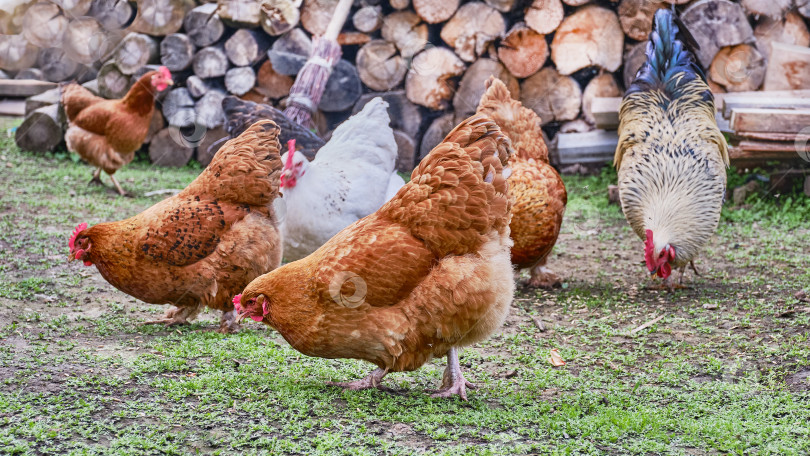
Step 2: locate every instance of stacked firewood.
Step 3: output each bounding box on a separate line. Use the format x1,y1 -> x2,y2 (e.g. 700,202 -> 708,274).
8,0 -> 810,169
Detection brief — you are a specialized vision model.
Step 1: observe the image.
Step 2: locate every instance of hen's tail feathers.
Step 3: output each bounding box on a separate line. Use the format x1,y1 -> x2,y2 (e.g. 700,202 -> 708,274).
218,96 -> 323,160
186,120 -> 283,206
476,76 -> 549,163
381,114 -> 513,257
61,83 -> 104,122
627,9 -> 707,97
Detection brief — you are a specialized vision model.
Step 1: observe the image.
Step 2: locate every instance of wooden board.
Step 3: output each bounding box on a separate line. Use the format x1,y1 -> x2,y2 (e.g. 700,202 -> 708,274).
0,99 -> 26,116
0,79 -> 57,97
553,129 -> 618,166
590,97 -> 621,129
730,108 -> 810,134
721,91 -> 810,118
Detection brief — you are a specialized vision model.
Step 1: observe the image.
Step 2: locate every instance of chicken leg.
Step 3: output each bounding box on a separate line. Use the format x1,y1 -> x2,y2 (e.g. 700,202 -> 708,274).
218,309 -> 241,334
528,257 -> 561,288
108,174 -> 130,197
88,168 -> 103,186
142,304 -> 202,326
431,348 -> 476,400
327,368 -> 388,390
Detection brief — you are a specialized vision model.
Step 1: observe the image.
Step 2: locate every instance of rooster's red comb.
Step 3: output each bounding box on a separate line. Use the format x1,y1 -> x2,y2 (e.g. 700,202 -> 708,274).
69,223 -> 88,250
284,139 -> 296,169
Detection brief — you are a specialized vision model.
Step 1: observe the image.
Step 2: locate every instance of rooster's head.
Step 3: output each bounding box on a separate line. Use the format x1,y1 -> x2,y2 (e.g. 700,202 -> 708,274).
150,66 -> 174,92
68,222 -> 93,266
233,293 -> 270,323
280,139 -> 306,189
645,230 -> 675,279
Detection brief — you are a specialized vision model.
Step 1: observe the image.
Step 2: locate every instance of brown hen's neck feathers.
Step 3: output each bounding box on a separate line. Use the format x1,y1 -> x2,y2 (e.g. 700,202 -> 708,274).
121,72 -> 158,116
476,77 -> 549,163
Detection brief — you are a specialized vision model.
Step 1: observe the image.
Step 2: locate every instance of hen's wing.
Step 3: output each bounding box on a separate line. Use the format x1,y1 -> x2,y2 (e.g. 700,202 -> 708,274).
220,96 -> 323,159
61,83 -> 105,122
184,120 -> 283,207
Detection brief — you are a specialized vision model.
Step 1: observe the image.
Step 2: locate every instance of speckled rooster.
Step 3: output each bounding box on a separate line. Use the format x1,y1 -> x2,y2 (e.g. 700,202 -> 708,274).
615,9 -> 728,285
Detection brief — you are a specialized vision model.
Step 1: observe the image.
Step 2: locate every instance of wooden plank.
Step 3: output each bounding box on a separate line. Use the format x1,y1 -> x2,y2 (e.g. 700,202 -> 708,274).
763,42 -> 810,91
729,146 -> 800,161
0,79 -> 58,97
731,131 -> 801,142
722,92 -> 810,118
553,129 -> 618,166
591,97 -> 621,129
736,140 -> 798,152
0,99 -> 26,116
730,108 -> 810,134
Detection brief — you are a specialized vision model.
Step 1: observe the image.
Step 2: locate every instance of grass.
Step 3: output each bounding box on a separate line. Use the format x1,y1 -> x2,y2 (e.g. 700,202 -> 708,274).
0,118 -> 809,455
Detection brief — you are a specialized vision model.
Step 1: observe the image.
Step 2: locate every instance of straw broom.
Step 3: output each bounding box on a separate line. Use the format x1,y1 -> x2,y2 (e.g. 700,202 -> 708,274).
283,0 -> 354,129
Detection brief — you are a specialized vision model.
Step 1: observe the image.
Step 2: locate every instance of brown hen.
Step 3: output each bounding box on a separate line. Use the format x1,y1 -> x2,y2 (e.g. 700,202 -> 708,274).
68,121 -> 284,333
476,77 -> 567,287
234,114 -> 514,400
61,67 -> 173,196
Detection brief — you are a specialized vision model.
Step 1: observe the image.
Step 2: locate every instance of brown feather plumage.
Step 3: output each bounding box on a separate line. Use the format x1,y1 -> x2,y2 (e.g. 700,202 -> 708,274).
237,114 -> 515,377
476,77 -> 567,287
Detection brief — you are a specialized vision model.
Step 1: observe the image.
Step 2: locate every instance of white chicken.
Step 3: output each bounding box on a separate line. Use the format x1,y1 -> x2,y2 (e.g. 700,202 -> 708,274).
276,97 -> 405,261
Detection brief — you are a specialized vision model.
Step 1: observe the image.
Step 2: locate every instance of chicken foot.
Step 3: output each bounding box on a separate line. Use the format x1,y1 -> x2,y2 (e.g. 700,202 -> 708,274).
142,304 -> 202,327
218,309 -> 241,334
327,368 -> 388,390
527,257 -> 561,288
88,168 -> 103,186
108,174 -> 131,197
431,348 -> 476,401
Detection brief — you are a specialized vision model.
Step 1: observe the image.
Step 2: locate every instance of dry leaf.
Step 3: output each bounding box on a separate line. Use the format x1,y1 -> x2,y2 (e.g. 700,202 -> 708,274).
548,348 -> 566,367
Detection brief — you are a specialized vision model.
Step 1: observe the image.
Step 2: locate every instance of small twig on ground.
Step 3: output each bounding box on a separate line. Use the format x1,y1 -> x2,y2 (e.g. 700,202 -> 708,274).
627,314 -> 665,335
531,316 -> 546,332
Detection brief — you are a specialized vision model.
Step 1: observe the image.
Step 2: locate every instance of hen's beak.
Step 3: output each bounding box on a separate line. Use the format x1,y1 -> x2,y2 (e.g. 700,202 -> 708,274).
166,78 -> 174,86
235,311 -> 249,323
68,253 -> 76,263
650,266 -> 659,277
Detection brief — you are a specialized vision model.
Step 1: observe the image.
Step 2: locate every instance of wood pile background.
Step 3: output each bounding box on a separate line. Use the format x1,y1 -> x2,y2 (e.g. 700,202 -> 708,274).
6,0 -> 810,170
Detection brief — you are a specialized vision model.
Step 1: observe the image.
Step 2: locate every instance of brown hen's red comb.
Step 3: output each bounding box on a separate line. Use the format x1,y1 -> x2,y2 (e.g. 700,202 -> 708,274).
69,223 -> 88,250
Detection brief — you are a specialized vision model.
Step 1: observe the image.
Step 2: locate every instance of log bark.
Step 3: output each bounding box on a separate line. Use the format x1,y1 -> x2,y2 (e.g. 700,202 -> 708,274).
582,73 -> 620,125
25,88 -> 60,116
196,125 -> 228,167
193,45 -> 229,78
272,28 -> 312,56
163,88 -> 196,128
89,0 -> 136,31
16,104 -> 63,153
51,0 -> 92,16
115,33 -> 159,75
186,75 -> 211,98
37,47 -> 79,83
753,13 -> 810,60
681,0 -> 754,68
405,47 -> 466,110
412,0 -> 459,24
622,41 -> 646,89
318,59 -> 362,112
301,0 -> 338,35
218,0 -> 261,28
381,11 -> 428,59
97,61 -> 130,98
440,2 -> 505,62
356,40 -> 407,92
149,127 -> 194,167
353,90 -> 422,139
224,66 -> 256,96
498,22 -> 547,78
132,0 -> 192,36
63,16 -> 115,65
261,0 -> 300,36
453,58 -> 519,122
419,113 -> 455,159
618,0 -> 666,42
393,129 -> 416,172
741,0 -> 792,20
160,33 -> 195,72
255,60 -> 293,99
195,90 -> 226,128
0,35 -> 39,72
551,6 -> 624,75
338,31 -> 370,46
22,2 -> 67,49
709,44 -> 766,92
353,5 -> 383,33
391,0 -> 410,10
525,0 -> 564,35
184,4 -> 225,47
520,67 -> 581,125
763,42 -> 810,91
485,0 -> 517,12
225,28 -> 271,66
16,68 -> 44,81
